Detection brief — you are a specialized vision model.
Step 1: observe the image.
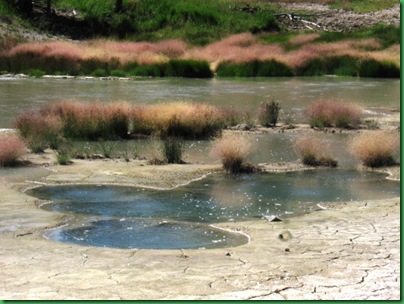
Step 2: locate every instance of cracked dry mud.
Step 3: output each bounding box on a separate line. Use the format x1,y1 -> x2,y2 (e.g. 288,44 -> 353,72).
0,159 -> 400,300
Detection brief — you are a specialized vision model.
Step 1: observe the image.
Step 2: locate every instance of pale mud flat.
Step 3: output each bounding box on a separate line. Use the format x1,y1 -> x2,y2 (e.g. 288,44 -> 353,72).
0,149 -> 400,300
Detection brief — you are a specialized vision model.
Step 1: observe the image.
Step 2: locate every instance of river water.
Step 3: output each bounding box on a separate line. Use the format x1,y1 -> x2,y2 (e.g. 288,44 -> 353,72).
0,77 -> 400,128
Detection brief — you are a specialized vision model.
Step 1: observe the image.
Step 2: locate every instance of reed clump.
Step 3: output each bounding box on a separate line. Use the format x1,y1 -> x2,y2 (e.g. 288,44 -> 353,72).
162,137 -> 184,164
14,112 -> 63,152
212,133 -> 252,174
0,133 -> 27,167
294,135 -> 338,167
15,101 -> 231,142
349,131 -> 399,167
306,99 -> 362,129
40,101 -> 131,140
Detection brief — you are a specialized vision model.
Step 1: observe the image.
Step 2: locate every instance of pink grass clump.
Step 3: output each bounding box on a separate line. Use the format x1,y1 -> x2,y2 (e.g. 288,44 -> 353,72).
7,41 -> 82,61
155,40 -> 187,57
183,33 -> 284,69
287,33 -> 320,46
41,101 -> 130,139
306,99 -> 362,128
0,132 -> 27,166
13,112 -> 64,152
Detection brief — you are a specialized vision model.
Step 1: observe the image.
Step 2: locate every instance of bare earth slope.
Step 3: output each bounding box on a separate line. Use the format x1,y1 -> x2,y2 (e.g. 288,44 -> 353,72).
276,2 -> 400,32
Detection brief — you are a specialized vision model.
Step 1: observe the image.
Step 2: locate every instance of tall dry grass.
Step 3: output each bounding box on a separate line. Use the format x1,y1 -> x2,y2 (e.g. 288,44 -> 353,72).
369,44 -> 400,67
3,39 -> 187,74
183,34 -> 285,71
287,33 -> 320,46
0,133 -> 27,166
306,99 -> 362,128
40,101 -> 131,140
1,34 -> 399,77
15,101 -> 231,141
14,112 -> 63,152
212,133 -> 252,173
349,131 -> 399,167
294,135 -> 338,167
131,101 -> 226,139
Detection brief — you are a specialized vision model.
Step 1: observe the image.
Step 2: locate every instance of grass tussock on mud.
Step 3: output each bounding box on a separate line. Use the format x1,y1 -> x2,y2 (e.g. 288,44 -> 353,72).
0,132 -> 27,167
349,131 -> 399,168
212,133 -> 253,174
133,101 -> 227,139
294,135 -> 338,167
306,99 -> 362,129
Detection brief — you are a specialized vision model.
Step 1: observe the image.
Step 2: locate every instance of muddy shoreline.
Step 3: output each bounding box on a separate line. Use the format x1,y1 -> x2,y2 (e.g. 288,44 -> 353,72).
0,107 -> 400,300
0,144 -> 400,299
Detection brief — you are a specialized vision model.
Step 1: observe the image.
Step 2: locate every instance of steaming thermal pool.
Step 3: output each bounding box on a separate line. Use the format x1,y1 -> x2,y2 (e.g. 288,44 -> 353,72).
28,169 -> 399,249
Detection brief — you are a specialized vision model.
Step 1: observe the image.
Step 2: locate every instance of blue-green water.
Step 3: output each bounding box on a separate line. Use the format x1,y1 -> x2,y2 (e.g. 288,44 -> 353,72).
46,219 -> 247,250
28,169 -> 399,249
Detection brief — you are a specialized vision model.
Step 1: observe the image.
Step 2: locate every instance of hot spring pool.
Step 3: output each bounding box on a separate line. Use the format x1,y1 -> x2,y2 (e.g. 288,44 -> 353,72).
27,169 -> 399,250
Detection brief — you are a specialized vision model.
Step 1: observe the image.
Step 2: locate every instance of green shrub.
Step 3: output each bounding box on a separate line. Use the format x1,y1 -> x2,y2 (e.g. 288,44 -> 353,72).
165,59 -> 213,78
258,101 -> 281,127
91,68 -> 109,77
315,24 -> 400,47
25,69 -> 45,78
80,57 -> 120,76
325,56 -> 359,76
123,62 -> 139,72
216,60 -> 292,77
55,141 -> 73,165
255,60 -> 293,77
129,65 -> 165,77
359,59 -> 400,78
295,58 -> 326,76
370,24 -> 400,48
111,69 -> 127,77
162,137 -> 184,164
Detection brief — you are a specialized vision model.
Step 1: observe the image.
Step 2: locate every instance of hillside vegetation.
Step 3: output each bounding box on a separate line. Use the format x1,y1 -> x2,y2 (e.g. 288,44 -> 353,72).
0,0 -> 400,78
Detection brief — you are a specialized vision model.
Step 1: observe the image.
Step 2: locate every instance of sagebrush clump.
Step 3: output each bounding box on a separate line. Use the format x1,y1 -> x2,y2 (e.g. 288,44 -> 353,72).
258,101 -> 281,127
